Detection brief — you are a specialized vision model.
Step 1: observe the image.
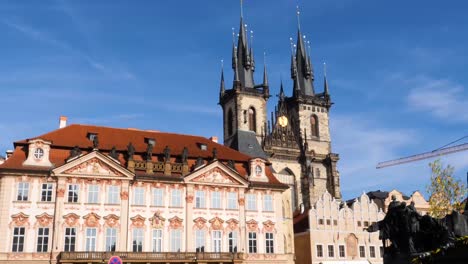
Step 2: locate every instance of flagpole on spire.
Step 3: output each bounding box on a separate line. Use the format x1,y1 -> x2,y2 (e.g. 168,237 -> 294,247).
240,0 -> 244,18
296,5 -> 301,31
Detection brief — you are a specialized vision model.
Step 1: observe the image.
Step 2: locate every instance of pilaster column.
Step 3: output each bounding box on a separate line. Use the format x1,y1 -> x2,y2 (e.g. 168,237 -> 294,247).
52,177 -> 66,258
185,185 -> 194,251
119,181 -> 130,251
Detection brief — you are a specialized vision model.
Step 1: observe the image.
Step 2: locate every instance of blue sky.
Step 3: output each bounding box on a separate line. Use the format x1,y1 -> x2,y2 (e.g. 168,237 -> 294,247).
1,0 -> 467,200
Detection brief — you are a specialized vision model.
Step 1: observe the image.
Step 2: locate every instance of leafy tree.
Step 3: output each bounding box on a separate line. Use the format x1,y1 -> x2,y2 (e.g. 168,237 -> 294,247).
426,159 -> 467,218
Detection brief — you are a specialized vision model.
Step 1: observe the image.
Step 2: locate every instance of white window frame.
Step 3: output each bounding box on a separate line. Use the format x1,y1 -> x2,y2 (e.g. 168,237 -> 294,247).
36,227 -> 49,252
212,230 -> 222,252
195,229 -> 205,252
107,185 -> 120,204
370,245 -> 376,258
105,228 -> 117,252
12,227 -> 25,252
67,184 -> 79,203
17,182 -> 29,201
195,190 -> 205,208
338,244 -> 346,258
152,188 -> 164,206
133,228 -> 144,252
246,194 -> 257,211
170,229 -> 181,252
263,194 -> 273,212
327,244 -> 335,258
171,189 -> 182,207
41,183 -> 53,202
359,245 -> 366,258
64,228 -> 76,252
211,191 -> 221,209
248,232 -> 257,253
316,244 -> 324,258
133,187 -> 145,205
152,229 -> 163,252
85,228 -> 97,251
87,184 -> 99,204
228,231 -> 237,253
265,232 -> 274,254
227,192 -> 237,209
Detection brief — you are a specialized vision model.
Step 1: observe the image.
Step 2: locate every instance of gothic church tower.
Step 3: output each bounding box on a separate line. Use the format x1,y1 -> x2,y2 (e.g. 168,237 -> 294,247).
219,6 -> 340,210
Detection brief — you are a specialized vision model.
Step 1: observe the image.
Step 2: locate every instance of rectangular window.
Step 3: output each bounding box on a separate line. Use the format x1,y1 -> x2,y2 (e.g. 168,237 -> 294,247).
152,229 -> 163,252
195,190 -> 205,208
357,221 -> 362,227
87,184 -> 99,204
105,228 -> 117,252
246,194 -> 257,211
133,228 -> 144,252
333,220 -> 338,226
68,184 -> 79,203
107,186 -> 120,204
170,229 -> 181,252
17,182 -> 29,201
359,245 -> 366,258
263,194 -> 273,211
248,232 -> 257,253
326,219 -> 331,225
364,221 -> 369,227
227,192 -> 237,209
195,230 -> 205,252
380,246 -> 384,257
318,219 -> 324,225
316,245 -> 323,257
339,245 -> 345,258
64,228 -> 76,252
12,227 -> 25,252
152,188 -> 164,206
211,191 -> 221,209
171,189 -> 182,207
213,230 -> 222,252
36,227 -> 49,252
41,183 -> 53,202
265,232 -> 274,254
133,187 -> 145,205
228,232 -> 237,253
328,245 -> 334,257
85,228 -> 97,251
370,246 -> 376,258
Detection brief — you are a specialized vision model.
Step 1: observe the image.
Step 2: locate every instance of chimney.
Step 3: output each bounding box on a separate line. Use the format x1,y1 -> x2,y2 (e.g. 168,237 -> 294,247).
6,150 -> 13,159
59,116 -> 67,128
209,136 -> 218,143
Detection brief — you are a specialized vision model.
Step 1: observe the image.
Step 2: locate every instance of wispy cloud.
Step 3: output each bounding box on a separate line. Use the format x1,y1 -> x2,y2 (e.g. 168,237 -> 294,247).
405,76 -> 468,122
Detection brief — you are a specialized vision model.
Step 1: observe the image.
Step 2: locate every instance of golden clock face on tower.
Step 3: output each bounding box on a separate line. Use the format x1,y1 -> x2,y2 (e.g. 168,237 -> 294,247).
278,115 -> 288,127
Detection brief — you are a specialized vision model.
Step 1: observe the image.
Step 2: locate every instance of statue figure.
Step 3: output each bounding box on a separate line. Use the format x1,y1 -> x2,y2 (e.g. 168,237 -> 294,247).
163,145 -> 171,162
212,147 -> 218,160
388,194 -> 401,210
69,146 -> 82,158
109,146 -> 118,160
127,142 -> 135,160
92,135 -> 99,149
146,143 -> 153,161
181,147 -> 188,164
227,160 -> 235,169
195,157 -> 204,168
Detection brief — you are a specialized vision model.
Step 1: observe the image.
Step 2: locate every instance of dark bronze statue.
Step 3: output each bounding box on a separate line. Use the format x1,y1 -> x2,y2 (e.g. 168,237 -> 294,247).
92,135 -> 99,149
163,145 -> 170,162
146,143 -> 153,161
195,156 -> 204,168
227,160 -> 235,169
212,147 -> 218,160
181,147 -> 188,164
127,142 -> 135,160
109,146 -> 118,160
69,146 -> 82,158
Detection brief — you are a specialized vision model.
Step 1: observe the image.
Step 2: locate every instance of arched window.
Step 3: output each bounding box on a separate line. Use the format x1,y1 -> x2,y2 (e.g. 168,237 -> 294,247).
248,107 -> 256,132
310,115 -> 319,137
227,109 -> 233,136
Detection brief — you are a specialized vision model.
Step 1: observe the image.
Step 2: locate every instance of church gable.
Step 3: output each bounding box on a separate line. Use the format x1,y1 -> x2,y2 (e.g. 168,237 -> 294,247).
53,151 -> 133,179
184,161 -> 248,188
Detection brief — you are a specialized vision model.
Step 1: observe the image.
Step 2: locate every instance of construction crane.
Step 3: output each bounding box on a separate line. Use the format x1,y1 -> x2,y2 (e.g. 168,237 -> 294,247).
377,136 -> 468,169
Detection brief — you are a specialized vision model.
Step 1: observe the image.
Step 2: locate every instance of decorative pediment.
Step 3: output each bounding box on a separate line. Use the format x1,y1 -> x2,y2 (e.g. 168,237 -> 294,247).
262,220 -> 276,232
130,215 -> 146,228
150,211 -> 166,229
184,161 -> 248,188
83,212 -> 101,227
10,212 -> 29,227
35,213 -> 53,227
193,217 -> 207,230
209,217 -> 224,230
53,151 -> 133,179
169,216 -> 183,229
63,213 -> 80,227
246,219 -> 258,231
226,218 -> 239,230
103,214 -> 120,228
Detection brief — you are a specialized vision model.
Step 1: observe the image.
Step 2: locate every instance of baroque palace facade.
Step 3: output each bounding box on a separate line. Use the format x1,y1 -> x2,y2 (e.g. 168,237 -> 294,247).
0,122 -> 294,264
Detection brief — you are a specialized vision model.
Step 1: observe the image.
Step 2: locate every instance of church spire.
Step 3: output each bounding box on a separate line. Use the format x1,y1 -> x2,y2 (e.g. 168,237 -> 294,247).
263,52 -> 268,87
323,62 -> 329,96
291,6 -> 315,97
220,60 -> 225,98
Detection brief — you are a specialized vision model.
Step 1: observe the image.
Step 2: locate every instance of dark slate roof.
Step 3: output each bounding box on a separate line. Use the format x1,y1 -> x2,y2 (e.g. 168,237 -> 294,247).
229,130 -> 268,160
367,190 -> 389,200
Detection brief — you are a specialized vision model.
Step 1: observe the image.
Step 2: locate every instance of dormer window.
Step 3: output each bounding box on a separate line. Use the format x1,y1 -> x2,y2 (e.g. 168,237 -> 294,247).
34,148 -> 44,160
255,165 -> 262,176
199,144 -> 207,151
87,133 -> 98,141
145,138 -> 156,146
